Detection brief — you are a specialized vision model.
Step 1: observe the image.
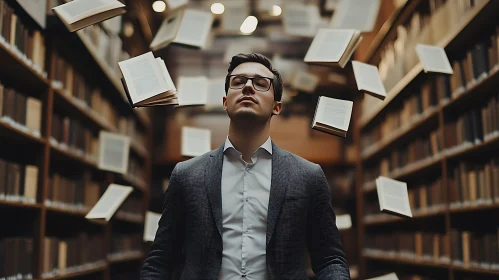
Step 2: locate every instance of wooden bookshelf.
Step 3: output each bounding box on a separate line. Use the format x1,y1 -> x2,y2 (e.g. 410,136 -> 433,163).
358,0 -> 494,129
355,1 -> 499,279
0,1 -> 152,279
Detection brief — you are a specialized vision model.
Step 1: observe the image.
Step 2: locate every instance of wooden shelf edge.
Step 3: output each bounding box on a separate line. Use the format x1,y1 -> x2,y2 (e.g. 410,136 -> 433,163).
358,0 -> 491,129
364,208 -> 446,226
450,202 -> 499,214
363,251 -> 450,269
107,252 -> 144,264
0,200 -> 41,209
45,205 -> 88,217
0,120 -> 46,144
39,262 -> 107,280
50,143 -> 98,168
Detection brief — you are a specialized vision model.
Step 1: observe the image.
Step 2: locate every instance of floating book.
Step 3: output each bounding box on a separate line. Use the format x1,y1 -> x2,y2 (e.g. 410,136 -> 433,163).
85,184 -> 133,222
352,61 -> 387,100
164,0 -> 188,13
118,52 -> 178,108
336,214 -> 352,230
143,211 -> 162,242
415,44 -> 454,75
366,273 -> 399,280
312,96 -> 353,137
376,176 -> 413,218
181,127 -> 211,157
290,71 -> 319,93
205,78 -> 226,110
329,0 -> 380,33
176,76 -> 208,107
98,131 -> 130,174
150,10 -> 184,51
282,4 -> 323,38
172,9 -> 214,49
52,0 -> 126,32
304,29 -> 362,68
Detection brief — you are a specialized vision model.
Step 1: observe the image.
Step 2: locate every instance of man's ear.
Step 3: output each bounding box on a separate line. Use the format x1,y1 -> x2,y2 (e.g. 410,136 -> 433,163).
223,96 -> 227,111
272,101 -> 282,116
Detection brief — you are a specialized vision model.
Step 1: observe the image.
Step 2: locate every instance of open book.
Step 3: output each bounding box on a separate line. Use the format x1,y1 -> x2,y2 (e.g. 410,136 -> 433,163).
181,127 -> 211,157
176,76 -> 208,107
290,71 -> 319,93
336,214 -> 352,230
52,0 -> 126,32
143,211 -> 162,242
118,51 -> 178,107
329,0 -> 381,33
376,176 -> 413,218
98,131 -> 130,174
85,184 -> 133,222
312,96 -> 353,137
172,9 -> 214,49
352,61 -> 387,100
304,29 -> 362,68
164,0 -> 188,13
283,4 -> 324,38
150,10 -> 184,52
415,44 -> 454,74
366,273 -> 399,280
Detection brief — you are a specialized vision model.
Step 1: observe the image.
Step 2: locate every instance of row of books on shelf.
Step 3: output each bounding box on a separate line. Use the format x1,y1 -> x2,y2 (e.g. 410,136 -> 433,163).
0,237 -> 33,280
0,0 -> 47,78
0,83 -> 42,137
110,234 -> 142,258
377,0 -> 486,93
449,159 -> 499,208
0,159 -> 37,204
42,234 -> 106,278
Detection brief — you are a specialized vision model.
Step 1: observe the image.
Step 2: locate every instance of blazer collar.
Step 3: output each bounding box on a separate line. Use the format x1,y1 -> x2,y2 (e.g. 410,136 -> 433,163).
206,142 -> 290,246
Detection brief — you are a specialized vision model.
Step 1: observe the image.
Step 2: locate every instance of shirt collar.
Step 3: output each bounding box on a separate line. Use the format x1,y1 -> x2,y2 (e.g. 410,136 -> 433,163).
223,136 -> 273,155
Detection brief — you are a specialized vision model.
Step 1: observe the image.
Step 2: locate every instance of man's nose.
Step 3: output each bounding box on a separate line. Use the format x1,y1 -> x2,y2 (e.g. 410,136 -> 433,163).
242,79 -> 255,94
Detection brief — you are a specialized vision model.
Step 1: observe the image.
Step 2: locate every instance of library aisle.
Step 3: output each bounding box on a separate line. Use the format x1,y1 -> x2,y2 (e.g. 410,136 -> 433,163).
0,0 -> 497,280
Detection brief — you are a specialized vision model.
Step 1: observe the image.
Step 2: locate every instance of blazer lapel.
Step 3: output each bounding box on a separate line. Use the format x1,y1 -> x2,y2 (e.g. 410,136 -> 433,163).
206,144 -> 225,238
266,142 -> 289,246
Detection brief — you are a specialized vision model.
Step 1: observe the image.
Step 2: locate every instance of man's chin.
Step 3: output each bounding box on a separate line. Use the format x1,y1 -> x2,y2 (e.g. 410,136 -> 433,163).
230,108 -> 261,121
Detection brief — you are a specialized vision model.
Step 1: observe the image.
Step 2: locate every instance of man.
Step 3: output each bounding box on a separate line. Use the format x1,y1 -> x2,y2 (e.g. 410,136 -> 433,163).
141,53 -> 350,280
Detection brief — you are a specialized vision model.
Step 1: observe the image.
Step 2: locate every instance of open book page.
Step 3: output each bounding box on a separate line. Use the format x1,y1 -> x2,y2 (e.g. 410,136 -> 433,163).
283,4 -> 321,37
156,58 -> 176,93
366,273 -> 399,280
143,211 -> 162,242
415,44 -> 454,74
150,11 -> 184,51
177,76 -> 208,106
53,0 -> 124,24
291,71 -> 319,93
181,127 -> 211,157
17,0 -> 47,28
314,96 -> 353,132
206,79 -> 226,108
221,0 -> 249,33
173,9 -> 214,48
335,214 -> 352,230
376,176 -> 413,218
329,0 -> 380,32
325,0 -> 341,11
85,184 -> 133,221
165,0 -> 188,11
304,29 -> 356,63
98,131 -> 130,174
352,61 -> 387,100
118,52 -> 171,104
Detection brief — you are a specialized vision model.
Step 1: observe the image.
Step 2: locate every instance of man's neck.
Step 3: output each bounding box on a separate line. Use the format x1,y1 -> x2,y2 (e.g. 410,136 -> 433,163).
228,120 -> 271,163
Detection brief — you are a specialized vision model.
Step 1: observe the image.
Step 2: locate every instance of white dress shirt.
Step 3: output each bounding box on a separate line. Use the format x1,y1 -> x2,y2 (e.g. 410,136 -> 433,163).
217,136 -> 272,280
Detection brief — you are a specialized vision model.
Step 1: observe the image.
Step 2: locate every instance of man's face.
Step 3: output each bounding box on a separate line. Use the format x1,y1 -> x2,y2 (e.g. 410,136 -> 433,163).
223,62 -> 282,122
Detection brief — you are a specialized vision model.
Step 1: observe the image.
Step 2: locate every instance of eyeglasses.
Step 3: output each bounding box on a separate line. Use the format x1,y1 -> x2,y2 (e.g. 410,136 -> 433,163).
227,74 -> 273,92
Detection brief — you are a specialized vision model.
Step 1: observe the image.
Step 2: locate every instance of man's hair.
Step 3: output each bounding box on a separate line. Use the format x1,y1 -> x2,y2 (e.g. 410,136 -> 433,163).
225,53 -> 283,101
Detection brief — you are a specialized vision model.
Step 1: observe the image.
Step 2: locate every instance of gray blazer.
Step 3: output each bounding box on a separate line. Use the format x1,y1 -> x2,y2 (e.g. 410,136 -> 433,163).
140,142 -> 351,280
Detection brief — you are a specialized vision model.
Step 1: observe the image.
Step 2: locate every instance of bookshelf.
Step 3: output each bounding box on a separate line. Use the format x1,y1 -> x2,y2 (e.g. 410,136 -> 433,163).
0,0 -> 152,279
355,0 -> 499,279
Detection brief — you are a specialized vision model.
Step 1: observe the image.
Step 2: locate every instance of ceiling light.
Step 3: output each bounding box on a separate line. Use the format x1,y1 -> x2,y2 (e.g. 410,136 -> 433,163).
211,3 -> 225,14
123,22 -> 134,37
240,16 -> 258,35
152,0 -> 166,13
270,5 -> 282,16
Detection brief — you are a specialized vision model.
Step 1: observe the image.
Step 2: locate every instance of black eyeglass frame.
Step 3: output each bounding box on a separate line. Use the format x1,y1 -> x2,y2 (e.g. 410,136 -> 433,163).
226,74 -> 274,92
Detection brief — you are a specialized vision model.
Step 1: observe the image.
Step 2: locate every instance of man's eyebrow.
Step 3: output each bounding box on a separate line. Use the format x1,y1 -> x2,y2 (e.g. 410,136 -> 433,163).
233,73 -> 269,77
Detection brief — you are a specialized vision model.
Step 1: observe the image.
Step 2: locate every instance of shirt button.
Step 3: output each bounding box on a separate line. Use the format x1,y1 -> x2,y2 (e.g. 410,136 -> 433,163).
242,275 -> 246,277
246,198 -> 249,202
245,167 -> 249,171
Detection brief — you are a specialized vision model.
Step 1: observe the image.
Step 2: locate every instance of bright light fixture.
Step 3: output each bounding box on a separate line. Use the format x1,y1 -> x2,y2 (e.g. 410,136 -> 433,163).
240,16 -> 258,34
211,3 -> 225,14
123,22 -> 134,37
270,5 -> 282,16
152,0 -> 166,13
